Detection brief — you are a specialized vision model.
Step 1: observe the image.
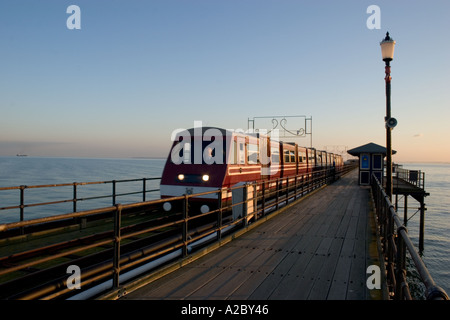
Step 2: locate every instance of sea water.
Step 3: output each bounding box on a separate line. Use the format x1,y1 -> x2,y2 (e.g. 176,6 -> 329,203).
0,156 -> 165,223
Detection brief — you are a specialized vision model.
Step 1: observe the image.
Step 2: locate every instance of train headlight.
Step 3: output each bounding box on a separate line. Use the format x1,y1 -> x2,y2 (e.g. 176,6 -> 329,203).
178,174 -> 185,181
202,174 -> 209,182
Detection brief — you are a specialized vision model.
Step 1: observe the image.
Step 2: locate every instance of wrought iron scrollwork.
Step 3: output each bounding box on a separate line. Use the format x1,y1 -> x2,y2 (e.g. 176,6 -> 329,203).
248,115 -> 312,146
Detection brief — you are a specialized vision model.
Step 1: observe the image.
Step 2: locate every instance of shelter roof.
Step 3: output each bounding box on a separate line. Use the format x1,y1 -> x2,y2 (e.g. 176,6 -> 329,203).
347,142 -> 397,156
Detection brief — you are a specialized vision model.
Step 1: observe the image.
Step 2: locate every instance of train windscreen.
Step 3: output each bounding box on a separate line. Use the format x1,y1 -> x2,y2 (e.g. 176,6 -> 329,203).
170,138 -> 226,165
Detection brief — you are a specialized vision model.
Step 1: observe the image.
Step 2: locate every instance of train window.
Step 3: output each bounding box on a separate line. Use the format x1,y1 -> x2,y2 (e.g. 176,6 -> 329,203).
172,137 -> 228,165
271,147 -> 280,163
247,143 -> 259,164
298,150 -> 306,163
229,140 -> 237,164
284,150 -> 290,163
308,149 -> 315,163
239,143 -> 245,164
290,151 -> 296,163
229,140 -> 245,165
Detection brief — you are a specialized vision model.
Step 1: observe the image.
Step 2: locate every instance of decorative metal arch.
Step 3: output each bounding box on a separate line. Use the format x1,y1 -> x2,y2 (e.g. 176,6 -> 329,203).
247,115 -> 312,147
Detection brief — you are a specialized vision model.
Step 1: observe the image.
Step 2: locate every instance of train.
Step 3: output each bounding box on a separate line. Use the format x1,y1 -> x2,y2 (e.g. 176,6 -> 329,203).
160,126 -> 343,214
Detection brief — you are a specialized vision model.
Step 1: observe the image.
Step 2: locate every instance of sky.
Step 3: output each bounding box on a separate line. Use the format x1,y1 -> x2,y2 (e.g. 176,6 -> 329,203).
1,0 -> 450,162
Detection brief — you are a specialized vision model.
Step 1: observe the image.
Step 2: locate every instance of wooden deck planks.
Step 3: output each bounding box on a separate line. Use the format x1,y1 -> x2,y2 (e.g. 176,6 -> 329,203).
122,169 -> 383,300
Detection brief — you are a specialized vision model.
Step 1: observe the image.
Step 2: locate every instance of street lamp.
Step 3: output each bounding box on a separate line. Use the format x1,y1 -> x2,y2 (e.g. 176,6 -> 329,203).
380,32 -> 396,62
380,32 -> 396,200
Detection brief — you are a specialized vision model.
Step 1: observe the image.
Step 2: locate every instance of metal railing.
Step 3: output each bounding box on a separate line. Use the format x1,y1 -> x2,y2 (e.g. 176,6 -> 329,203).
371,173 -> 448,300
0,165 -> 355,300
394,167 -> 425,189
0,177 -> 161,224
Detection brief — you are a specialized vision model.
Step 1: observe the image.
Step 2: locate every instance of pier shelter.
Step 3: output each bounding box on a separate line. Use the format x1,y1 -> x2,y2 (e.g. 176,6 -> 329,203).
347,142 -> 396,186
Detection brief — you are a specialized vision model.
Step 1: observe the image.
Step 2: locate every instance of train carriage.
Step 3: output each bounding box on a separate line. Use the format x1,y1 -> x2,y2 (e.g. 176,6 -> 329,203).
160,127 -> 343,215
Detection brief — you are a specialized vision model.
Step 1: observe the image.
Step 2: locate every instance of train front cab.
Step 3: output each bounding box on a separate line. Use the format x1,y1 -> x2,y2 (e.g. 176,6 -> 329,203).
160,127 -> 229,214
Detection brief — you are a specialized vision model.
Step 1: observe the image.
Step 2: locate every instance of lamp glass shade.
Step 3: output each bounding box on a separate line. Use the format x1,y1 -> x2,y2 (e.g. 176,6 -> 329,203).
380,38 -> 396,61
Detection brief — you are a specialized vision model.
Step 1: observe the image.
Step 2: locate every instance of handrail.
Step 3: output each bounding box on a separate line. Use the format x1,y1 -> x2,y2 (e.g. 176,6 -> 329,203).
0,177 -> 161,223
371,173 -> 448,300
0,164 -> 356,300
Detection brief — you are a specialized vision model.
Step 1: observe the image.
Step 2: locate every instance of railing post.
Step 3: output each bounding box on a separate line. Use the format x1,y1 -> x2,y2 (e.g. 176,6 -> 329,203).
261,181 -> 266,217
276,179 -> 280,210
316,170 -> 320,187
252,182 -> 257,221
403,196 -> 408,225
419,201 -> 425,253
112,180 -> 116,206
316,171 -> 320,188
302,174 -> 305,196
217,189 -> 223,241
142,178 -> 146,202
73,182 -> 86,229
19,185 -> 25,235
73,183 -> 77,213
294,175 -> 298,200
243,184 -> 248,227
182,195 -> 189,257
285,177 -> 289,205
113,204 -> 122,290
19,185 -> 25,222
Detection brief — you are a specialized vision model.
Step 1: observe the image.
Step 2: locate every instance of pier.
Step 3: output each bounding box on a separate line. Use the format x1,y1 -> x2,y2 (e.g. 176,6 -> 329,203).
120,169 -> 384,300
0,166 -> 447,300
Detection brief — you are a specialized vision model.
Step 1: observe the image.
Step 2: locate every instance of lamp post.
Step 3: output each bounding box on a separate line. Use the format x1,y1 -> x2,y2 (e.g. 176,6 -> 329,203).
380,32 -> 396,200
